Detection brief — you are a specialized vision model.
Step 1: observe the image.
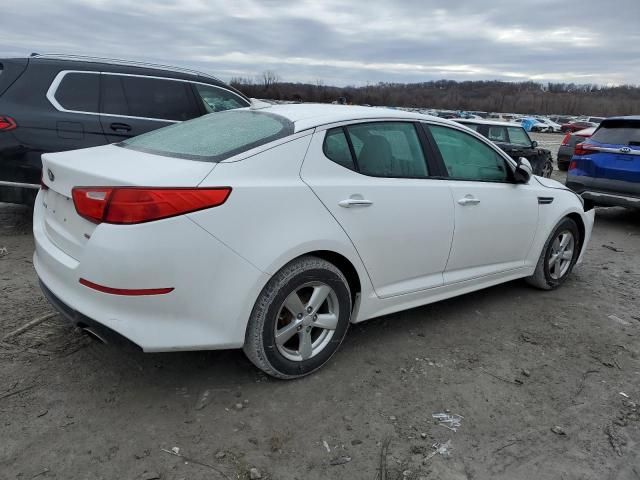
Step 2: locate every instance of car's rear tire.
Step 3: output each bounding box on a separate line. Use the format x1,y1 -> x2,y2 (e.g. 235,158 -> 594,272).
526,218 -> 581,290
243,256 -> 352,379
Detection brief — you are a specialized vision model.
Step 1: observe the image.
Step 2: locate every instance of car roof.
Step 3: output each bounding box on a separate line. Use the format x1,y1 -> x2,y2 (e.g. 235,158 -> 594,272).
601,115 -> 640,121
455,118 -> 520,128
23,54 -> 247,96
253,103 -> 460,132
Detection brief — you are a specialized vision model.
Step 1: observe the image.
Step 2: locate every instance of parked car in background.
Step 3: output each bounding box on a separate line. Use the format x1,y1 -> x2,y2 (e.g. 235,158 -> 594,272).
586,117 -> 604,125
567,116 -> 640,209
35,105 -> 593,378
0,54 -> 251,206
557,127 -> 596,171
456,119 -> 554,177
535,117 -> 562,133
513,117 -> 552,133
561,121 -> 597,133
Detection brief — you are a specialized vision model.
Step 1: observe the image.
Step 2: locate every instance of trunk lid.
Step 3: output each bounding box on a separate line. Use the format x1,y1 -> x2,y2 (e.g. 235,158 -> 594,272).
40,145 -> 216,259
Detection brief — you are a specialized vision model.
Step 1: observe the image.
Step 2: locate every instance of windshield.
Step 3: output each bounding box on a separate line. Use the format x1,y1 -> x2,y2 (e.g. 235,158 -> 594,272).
591,119 -> 640,146
120,110 -> 294,162
507,127 -> 532,147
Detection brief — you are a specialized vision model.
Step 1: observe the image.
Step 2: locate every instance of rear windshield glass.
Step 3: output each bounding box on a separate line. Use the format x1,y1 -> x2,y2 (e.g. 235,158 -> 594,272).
591,119 -> 640,146
120,110 -> 294,162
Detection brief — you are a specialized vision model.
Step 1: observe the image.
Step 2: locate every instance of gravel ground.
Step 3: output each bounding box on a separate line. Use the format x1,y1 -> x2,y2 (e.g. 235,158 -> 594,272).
1,149 -> 639,479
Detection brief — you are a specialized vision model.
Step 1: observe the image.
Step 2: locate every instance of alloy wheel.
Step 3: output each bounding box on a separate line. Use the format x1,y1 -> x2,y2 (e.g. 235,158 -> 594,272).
548,230 -> 575,279
274,281 -> 340,362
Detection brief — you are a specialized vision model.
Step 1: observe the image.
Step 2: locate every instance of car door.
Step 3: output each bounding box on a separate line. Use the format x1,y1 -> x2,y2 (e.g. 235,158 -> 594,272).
426,123 -> 539,284
301,121 -> 455,299
99,74 -> 201,142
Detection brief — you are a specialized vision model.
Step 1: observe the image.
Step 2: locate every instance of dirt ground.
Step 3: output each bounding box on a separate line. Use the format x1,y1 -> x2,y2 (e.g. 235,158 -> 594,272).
1,133 -> 640,479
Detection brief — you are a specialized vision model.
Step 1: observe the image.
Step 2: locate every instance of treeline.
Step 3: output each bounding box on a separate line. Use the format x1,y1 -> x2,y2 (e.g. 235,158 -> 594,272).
231,74 -> 640,116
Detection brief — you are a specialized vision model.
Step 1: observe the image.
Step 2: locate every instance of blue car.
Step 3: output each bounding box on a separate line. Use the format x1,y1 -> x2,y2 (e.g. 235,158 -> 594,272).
566,116 -> 640,209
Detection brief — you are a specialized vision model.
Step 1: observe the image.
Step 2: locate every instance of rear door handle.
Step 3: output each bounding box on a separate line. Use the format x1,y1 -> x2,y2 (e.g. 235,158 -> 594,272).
457,195 -> 480,206
338,198 -> 373,208
110,122 -> 132,133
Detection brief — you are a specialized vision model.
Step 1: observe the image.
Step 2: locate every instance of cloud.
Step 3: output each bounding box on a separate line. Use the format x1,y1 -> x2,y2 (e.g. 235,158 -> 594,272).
2,0 -> 639,86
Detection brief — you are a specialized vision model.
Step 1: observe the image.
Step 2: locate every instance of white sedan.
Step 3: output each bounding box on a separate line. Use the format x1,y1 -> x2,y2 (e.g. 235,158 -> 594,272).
34,104 -> 594,378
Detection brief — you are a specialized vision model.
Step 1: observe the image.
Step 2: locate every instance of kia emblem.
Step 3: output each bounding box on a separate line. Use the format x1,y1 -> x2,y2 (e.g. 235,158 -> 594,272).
620,147 -> 631,153
47,169 -> 55,182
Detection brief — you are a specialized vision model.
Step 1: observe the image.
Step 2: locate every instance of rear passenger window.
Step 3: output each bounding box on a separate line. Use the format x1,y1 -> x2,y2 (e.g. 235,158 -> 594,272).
55,72 -> 100,112
347,122 -> 428,177
323,129 -> 355,170
430,125 -> 509,182
487,126 -> 507,142
101,75 -> 200,121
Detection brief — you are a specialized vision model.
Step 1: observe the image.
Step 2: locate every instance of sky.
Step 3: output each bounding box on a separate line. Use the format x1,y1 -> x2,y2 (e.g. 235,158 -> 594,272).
2,0 -> 639,87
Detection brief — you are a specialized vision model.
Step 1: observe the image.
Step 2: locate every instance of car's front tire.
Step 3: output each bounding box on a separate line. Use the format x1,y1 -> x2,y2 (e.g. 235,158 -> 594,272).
526,217 -> 581,290
243,256 -> 352,379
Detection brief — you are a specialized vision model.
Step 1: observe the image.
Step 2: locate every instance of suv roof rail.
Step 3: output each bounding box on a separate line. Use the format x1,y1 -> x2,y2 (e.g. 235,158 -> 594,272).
30,53 -> 223,82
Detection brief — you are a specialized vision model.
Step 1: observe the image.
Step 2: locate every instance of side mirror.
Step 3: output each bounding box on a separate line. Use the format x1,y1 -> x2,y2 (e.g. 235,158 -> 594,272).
531,140 -> 538,148
514,157 -> 533,183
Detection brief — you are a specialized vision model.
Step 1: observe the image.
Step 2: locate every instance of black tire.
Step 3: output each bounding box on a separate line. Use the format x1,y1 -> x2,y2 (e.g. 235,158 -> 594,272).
526,218 -> 581,290
557,162 -> 569,172
243,256 -> 352,379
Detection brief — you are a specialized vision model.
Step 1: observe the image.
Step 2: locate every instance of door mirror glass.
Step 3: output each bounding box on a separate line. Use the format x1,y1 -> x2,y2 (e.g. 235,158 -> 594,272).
514,157 -> 533,183
531,140 -> 538,148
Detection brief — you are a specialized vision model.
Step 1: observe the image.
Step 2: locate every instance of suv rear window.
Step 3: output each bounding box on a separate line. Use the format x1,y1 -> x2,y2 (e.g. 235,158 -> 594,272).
120,110 -> 293,161
591,119 -> 640,146
54,72 -> 100,112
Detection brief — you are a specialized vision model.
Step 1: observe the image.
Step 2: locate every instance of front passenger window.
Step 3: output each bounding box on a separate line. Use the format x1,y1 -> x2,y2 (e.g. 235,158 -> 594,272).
429,125 -> 509,182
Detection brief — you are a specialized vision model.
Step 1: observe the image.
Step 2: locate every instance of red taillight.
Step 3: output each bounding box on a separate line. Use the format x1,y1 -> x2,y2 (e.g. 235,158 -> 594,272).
573,144 -> 594,156
569,161 -> 577,170
561,133 -> 571,146
0,116 -> 17,131
72,187 -> 231,224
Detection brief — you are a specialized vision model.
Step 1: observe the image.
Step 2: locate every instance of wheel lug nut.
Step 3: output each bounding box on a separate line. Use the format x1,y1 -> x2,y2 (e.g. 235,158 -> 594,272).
297,325 -> 302,331
306,307 -> 313,313
297,313 -> 303,319
313,314 -> 318,321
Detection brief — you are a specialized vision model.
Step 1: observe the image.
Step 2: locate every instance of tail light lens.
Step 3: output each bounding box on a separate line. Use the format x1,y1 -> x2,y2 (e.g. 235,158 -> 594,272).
573,144 -> 594,156
0,116 -> 17,131
569,160 -> 577,170
561,133 -> 571,146
72,187 -> 231,224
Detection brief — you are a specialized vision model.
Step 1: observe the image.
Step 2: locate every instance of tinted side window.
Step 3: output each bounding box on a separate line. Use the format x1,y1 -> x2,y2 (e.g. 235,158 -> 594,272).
323,128 -> 355,170
346,122 -> 428,177
55,72 -> 100,112
487,126 -> 507,143
195,84 -> 248,113
430,125 -> 508,182
102,75 -> 200,121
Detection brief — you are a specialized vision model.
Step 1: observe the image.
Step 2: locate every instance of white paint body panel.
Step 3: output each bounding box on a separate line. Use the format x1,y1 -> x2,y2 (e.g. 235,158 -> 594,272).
32,104 -> 595,352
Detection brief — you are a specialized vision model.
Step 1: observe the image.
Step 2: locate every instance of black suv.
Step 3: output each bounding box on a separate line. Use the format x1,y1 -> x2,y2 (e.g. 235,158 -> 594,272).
455,119 -> 553,177
0,54 -> 251,205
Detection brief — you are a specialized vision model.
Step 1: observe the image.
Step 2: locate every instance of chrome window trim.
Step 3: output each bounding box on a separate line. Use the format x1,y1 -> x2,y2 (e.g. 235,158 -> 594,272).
45,70 -> 250,123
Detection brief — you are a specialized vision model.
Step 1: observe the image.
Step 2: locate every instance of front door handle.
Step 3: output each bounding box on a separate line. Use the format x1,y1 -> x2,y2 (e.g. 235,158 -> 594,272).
338,198 -> 373,208
457,195 -> 481,206
110,122 -> 132,133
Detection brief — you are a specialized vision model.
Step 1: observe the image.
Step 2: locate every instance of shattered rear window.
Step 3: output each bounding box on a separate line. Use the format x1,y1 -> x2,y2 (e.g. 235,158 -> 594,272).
120,110 -> 294,162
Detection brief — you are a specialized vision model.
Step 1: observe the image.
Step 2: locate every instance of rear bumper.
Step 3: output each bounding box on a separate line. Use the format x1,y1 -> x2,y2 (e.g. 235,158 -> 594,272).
33,191 -> 270,352
567,175 -> 640,209
581,191 -> 640,209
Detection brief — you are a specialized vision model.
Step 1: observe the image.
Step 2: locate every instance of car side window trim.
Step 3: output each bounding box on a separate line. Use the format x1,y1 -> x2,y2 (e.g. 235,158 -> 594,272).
423,122 -> 517,184
46,70 -> 250,122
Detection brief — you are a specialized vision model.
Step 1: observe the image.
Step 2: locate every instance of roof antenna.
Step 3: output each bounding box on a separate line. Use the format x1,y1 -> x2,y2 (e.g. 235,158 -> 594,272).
30,52 -> 40,57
